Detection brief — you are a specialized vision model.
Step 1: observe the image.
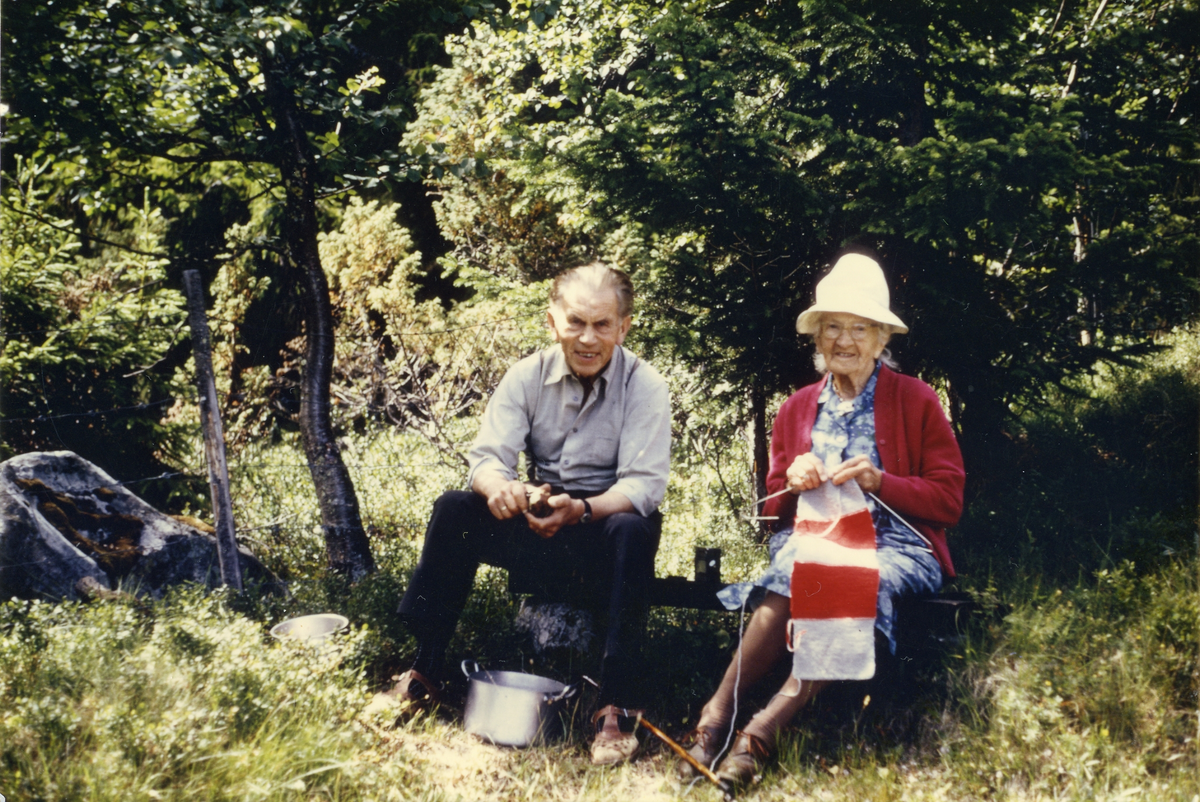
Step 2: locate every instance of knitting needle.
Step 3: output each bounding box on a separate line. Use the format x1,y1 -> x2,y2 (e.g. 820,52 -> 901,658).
747,486 -> 937,553
866,492 -> 935,552
756,486 -> 794,504
744,486 -> 791,521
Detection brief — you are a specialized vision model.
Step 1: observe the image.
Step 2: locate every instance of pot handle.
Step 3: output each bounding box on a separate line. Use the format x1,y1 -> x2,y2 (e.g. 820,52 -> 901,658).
461,659 -> 482,678
545,681 -> 580,704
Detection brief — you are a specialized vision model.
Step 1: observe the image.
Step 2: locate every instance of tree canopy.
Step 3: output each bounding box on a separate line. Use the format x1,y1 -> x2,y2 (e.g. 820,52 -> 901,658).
3,0 -> 482,576
3,0 -> 1196,547
410,0 -> 1199,476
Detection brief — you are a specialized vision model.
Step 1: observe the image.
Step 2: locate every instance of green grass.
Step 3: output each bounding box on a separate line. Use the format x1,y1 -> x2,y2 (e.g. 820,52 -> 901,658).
3,559 -> 1195,800
0,587 -> 429,801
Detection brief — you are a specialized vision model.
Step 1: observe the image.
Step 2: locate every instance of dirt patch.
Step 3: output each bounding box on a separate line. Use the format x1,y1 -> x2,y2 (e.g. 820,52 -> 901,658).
360,715 -> 686,801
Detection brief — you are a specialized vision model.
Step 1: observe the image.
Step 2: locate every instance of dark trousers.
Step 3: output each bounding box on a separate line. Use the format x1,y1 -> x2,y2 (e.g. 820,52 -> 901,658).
398,490 -> 661,706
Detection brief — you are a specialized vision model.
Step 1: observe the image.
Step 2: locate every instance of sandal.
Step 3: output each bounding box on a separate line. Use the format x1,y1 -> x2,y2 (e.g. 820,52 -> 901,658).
590,705 -> 643,766
715,730 -> 772,786
675,724 -> 725,780
364,668 -> 443,721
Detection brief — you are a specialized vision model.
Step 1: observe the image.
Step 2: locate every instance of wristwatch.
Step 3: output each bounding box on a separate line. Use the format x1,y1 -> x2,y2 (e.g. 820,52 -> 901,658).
579,499 -> 593,524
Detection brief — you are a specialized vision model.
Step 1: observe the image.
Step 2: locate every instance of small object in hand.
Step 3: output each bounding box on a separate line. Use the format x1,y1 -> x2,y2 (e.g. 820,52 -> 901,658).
526,486 -> 551,517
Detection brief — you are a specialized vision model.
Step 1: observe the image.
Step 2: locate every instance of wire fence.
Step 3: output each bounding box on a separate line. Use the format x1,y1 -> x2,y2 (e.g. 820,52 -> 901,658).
2,308 -> 765,592
1,398 -> 179,424
2,307 -> 541,423
2,392 -> 474,552
1,310 -> 541,343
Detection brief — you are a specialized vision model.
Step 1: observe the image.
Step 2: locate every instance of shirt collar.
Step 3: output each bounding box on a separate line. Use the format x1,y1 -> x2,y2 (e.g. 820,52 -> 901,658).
818,361 -> 882,410
543,344 -> 621,390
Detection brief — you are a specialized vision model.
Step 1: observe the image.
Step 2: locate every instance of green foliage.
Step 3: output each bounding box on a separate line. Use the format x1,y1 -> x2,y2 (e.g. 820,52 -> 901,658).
0,588 -> 436,802
3,333 -> 1199,798
2,0 -> 1198,795
956,324 -> 1200,583
942,560 -> 1198,799
320,197 -> 541,459
4,466 -> 1196,799
3,0 -> 503,572
0,158 -> 194,499
2,0 -> 488,241
656,354 -> 775,579
401,33 -> 592,283
5,0 -> 417,191
212,422 -> 476,677
204,195 -> 551,461
406,0 -> 1200,470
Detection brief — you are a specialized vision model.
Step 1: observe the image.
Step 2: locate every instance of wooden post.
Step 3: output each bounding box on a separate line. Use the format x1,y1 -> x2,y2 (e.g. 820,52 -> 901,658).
183,269 -> 243,592
750,380 -> 769,527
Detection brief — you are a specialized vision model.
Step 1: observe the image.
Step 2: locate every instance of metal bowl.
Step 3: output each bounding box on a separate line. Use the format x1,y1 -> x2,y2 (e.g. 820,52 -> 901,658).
270,613 -> 349,644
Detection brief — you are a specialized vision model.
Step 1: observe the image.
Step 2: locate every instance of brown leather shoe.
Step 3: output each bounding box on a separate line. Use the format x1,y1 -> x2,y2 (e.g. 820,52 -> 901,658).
675,724 -> 725,780
590,705 -> 643,766
363,668 -> 443,722
715,731 -> 771,786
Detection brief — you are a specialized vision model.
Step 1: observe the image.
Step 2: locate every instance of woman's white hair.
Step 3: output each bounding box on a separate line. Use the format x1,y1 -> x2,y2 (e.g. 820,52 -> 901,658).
811,320 -> 901,373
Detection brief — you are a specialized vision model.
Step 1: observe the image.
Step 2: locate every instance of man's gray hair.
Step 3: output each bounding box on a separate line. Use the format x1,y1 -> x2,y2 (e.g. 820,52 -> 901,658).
550,261 -> 635,318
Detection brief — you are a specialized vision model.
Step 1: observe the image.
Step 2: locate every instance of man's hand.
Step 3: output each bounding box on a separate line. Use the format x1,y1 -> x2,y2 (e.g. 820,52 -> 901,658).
485,480 -> 549,521
786,453 -> 828,493
829,454 -> 883,493
525,484 -> 553,517
524,493 -> 583,539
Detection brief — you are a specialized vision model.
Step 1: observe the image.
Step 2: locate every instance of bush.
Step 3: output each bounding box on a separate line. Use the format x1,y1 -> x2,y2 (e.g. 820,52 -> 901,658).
3,335 -> 1198,799
938,559 -> 1198,799
1,158 -> 195,506
955,326 -> 1200,583
0,587 -> 435,802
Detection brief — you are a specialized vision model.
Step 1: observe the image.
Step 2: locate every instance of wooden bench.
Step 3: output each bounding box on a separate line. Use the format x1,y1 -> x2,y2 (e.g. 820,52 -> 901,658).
648,551 -> 982,652
512,546 -> 983,650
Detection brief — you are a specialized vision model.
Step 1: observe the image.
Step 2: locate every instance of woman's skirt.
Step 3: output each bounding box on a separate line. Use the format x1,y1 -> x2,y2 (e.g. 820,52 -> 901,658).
717,520 -> 943,655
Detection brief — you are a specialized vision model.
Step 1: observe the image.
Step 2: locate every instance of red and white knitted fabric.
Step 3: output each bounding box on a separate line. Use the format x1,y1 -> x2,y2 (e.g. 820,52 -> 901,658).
786,480 -> 879,680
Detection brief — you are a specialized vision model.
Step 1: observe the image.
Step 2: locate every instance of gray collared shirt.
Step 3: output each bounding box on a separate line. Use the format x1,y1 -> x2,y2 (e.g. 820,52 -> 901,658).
466,345 -> 671,517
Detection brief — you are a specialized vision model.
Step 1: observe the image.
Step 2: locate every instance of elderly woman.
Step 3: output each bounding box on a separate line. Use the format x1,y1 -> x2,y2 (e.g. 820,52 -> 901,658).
679,254 -> 965,785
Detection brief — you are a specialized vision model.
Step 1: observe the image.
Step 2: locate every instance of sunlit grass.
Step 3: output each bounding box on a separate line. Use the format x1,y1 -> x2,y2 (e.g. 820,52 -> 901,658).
3,551 -> 1197,800
0,588 -> 431,801
5,486 -> 1195,801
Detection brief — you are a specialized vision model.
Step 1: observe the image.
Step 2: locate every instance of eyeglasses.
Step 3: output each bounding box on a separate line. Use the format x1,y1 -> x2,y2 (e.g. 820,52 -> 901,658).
821,322 -> 878,341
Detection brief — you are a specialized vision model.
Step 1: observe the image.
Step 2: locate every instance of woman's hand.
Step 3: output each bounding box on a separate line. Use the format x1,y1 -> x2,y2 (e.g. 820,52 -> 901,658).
830,455 -> 883,494
786,453 -> 828,493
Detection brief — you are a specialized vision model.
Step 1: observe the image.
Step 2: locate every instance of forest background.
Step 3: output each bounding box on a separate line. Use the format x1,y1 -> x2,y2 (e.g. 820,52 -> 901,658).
1,0 -> 1198,800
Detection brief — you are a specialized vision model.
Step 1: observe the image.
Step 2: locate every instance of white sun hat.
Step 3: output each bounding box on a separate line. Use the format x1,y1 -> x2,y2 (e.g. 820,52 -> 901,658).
795,254 -> 909,335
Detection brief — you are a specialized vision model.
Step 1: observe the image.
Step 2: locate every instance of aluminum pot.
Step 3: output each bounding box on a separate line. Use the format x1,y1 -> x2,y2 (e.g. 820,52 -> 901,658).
461,660 -> 579,747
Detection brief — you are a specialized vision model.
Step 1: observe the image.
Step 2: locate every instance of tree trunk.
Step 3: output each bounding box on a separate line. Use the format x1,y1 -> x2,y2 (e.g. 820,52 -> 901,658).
749,379 -> 769,526
266,72 -> 376,580
951,370 -> 1015,501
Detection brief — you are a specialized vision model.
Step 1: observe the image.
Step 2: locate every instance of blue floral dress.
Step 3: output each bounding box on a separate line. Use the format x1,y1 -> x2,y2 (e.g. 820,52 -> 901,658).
717,363 -> 943,653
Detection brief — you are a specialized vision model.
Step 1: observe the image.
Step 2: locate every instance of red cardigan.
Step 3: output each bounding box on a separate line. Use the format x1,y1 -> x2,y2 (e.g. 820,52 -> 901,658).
761,366 -> 965,577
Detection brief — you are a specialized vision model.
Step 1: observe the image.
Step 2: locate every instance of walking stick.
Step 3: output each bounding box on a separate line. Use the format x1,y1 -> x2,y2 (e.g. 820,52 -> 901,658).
635,714 -> 735,798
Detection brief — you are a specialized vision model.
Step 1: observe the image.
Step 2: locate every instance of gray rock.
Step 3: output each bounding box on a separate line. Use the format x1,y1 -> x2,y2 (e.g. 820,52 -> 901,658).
0,451 -> 279,601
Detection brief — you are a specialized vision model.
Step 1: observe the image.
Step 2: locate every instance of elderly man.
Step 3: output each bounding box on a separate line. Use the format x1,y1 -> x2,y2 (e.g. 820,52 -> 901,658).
391,262 -> 671,765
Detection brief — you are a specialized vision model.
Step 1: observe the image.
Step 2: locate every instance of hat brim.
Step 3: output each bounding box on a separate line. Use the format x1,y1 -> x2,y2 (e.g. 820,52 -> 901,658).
796,299 -> 908,335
